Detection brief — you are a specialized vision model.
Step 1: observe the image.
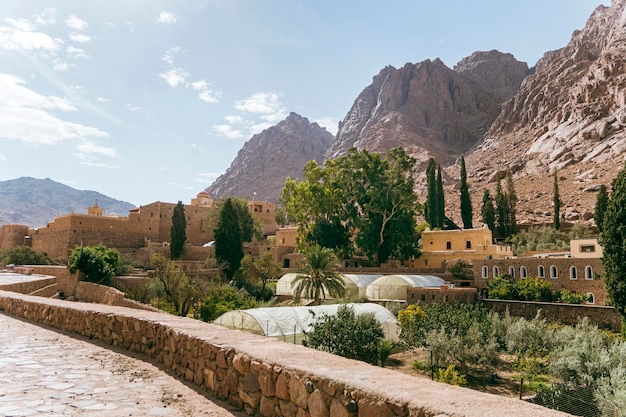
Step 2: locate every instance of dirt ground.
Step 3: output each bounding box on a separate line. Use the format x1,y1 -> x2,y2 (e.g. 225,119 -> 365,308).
386,348 -> 527,398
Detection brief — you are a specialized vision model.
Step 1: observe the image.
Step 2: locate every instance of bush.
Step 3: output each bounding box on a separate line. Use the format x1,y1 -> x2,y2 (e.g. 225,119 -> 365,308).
198,285 -> 257,322
517,276 -> 553,302
0,246 -> 50,266
486,274 -> 519,300
434,365 -> 467,386
68,244 -> 119,285
304,305 -> 385,365
558,289 -> 589,304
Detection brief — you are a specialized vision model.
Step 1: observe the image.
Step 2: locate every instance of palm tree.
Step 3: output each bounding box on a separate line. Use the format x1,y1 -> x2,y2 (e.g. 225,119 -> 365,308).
292,245 -> 345,304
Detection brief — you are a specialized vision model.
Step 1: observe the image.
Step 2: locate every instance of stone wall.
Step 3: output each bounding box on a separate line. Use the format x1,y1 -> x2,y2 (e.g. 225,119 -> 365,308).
0,276 -> 56,294
73,282 -> 160,312
0,291 -> 570,417
482,299 -> 621,332
0,224 -> 29,249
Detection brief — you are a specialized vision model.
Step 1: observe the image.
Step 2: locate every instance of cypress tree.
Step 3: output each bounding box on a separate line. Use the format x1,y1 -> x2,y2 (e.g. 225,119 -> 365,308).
553,171 -> 561,231
481,189 -> 495,233
595,184 -> 609,233
436,164 -> 445,229
425,158 -> 437,227
170,201 -> 186,260
459,157 -> 473,229
214,198 -> 244,280
495,179 -> 508,240
505,167 -> 517,236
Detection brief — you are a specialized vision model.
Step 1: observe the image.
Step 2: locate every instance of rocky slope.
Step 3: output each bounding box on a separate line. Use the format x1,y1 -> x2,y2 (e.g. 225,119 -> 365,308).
460,0 -> 626,226
0,177 -> 136,227
207,113 -> 334,202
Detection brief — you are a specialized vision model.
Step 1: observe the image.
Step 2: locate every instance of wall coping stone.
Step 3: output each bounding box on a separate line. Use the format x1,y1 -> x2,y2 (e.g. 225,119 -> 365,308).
0,291 -> 571,417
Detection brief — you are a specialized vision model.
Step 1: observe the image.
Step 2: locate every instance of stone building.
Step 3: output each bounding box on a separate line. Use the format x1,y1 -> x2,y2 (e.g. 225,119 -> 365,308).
474,238 -> 607,305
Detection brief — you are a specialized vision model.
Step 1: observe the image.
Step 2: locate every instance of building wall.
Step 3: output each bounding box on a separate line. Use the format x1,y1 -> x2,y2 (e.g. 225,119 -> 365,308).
474,257 -> 607,305
570,238 -> 603,258
407,286 -> 478,307
0,224 -> 30,249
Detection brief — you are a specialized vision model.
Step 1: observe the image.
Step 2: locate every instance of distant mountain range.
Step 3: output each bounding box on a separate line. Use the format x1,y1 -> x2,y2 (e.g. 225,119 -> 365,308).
0,177 -> 136,228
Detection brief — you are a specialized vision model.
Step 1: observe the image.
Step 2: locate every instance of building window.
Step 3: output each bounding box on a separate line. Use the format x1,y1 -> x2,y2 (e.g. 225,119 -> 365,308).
466,240 -> 472,249
570,266 -> 578,280
482,266 -> 488,279
509,266 -> 515,278
446,241 -> 452,250
538,265 -> 545,279
493,266 -> 500,277
580,245 -> 595,253
421,294 -> 426,302
585,266 -> 593,280
587,293 -> 595,304
550,265 -> 558,279
520,266 -> 528,279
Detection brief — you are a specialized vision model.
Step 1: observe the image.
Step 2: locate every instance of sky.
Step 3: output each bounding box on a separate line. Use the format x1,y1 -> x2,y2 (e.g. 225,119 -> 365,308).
0,0 -> 608,208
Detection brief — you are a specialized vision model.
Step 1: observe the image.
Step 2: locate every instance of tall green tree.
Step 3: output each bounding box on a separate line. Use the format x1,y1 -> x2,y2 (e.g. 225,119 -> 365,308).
459,157 -> 473,229
68,244 -> 119,285
435,164 -> 445,229
291,245 -> 345,303
170,201 -> 187,260
595,184 -> 609,233
214,198 -> 245,281
553,171 -> 561,231
495,179 -> 508,239
601,163 -> 626,334
505,167 -> 517,236
481,189 -> 495,233
425,158 -> 437,228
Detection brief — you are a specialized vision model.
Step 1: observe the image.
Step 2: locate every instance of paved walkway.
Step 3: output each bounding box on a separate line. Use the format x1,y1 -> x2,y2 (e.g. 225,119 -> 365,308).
0,314 -> 246,417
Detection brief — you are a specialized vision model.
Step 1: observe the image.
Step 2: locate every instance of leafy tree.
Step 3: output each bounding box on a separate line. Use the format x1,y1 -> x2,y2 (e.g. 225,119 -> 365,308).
170,201 -> 187,260
198,285 -> 257,322
0,246 -> 50,266
595,184 -> 609,233
486,274 -> 519,300
68,244 -> 119,285
149,253 -> 203,317
517,276 -> 553,302
306,218 -> 352,259
459,156 -> 473,229
481,189 -> 496,232
214,197 -> 253,281
304,305 -> 385,365
425,158 -> 437,228
397,304 -> 426,347
558,289 -> 590,305
553,171 -> 561,231
239,251 -> 281,294
291,245 -> 345,303
435,164 -> 445,229
601,163 -> 626,334
505,167 -> 517,236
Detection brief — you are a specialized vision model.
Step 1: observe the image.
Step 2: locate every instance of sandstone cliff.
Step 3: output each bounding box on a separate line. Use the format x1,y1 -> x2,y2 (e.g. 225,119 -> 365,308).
207,113 -> 334,203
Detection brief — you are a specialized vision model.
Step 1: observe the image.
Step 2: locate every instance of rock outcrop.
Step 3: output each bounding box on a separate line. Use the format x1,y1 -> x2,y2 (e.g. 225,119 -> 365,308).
207,113 -> 334,203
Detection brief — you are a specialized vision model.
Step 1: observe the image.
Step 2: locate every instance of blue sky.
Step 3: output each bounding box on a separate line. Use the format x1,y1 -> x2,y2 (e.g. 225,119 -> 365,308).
0,1 -> 607,208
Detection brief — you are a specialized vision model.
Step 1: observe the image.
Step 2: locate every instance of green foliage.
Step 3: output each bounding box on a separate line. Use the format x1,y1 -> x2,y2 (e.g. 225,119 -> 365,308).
434,364 -> 468,386
595,184 -> 609,234
425,158 -> 437,228
292,245 -> 345,302
0,246 -> 50,266
281,147 -> 421,264
510,225 -> 594,256
517,276 -> 553,302
68,244 -> 119,285
116,254 -> 136,275
558,289 -> 590,304
459,156 -> 473,229
214,198 -> 247,280
481,189 -> 495,232
600,162 -> 626,326
239,251 -> 281,298
435,164 -> 445,229
170,201 -> 186,260
553,171 -> 561,231
411,360 -> 427,371
486,274 -> 519,300
397,304 -> 426,346
447,260 -> 472,280
149,253 -> 203,317
304,305 -> 385,365
198,284 -> 257,322
504,314 -> 553,357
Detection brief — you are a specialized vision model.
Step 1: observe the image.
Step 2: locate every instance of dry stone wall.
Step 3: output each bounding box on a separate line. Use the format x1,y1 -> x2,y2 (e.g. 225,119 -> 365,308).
0,291 -> 571,417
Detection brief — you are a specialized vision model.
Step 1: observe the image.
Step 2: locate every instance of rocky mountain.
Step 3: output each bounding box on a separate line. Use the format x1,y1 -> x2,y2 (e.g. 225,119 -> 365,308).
0,177 -> 136,228
326,52 -> 529,167
461,0 -> 626,226
207,113 -> 334,202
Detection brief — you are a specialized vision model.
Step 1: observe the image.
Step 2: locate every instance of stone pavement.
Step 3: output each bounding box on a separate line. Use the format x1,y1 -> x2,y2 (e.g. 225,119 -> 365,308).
0,313 -> 247,417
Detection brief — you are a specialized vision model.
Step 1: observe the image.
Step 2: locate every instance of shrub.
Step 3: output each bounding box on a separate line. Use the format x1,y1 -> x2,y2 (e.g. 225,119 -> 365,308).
517,276 -> 553,302
434,365 -> 467,386
198,285 -> 257,322
558,289 -> 589,304
68,244 -> 119,285
0,246 -> 50,266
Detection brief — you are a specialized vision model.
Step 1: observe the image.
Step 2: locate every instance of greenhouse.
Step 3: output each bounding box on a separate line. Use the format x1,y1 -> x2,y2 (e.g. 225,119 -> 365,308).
365,274 -> 445,301
275,273 -> 382,298
213,303 -> 400,345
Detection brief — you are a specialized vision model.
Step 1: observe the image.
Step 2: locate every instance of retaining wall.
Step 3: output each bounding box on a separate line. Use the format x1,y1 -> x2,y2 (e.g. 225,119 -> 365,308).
0,291 -> 570,417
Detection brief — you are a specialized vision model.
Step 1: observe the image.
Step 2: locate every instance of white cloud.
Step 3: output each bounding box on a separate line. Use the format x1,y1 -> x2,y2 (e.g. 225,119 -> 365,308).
198,89 -> 219,103
53,59 -> 69,71
314,117 -> 338,135
125,103 -> 142,112
76,140 -> 118,158
0,18 -> 61,52
159,68 -> 188,88
66,46 -> 89,59
65,15 -> 88,31
0,73 -> 107,145
69,32 -> 91,43
157,11 -> 178,24
96,97 -> 110,103
195,172 -> 221,184
188,80 -> 207,90
0,153 -> 6,161
213,124 -> 245,140
35,8 -> 57,26
225,115 -> 243,124
161,46 -> 181,66
235,92 -> 286,117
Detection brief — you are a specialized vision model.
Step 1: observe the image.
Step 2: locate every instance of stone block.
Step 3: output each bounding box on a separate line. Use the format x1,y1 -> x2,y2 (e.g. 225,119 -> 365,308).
329,399 -> 352,417
276,370 -> 290,400
259,396 -> 278,417
357,399 -> 393,417
233,352 -> 251,374
307,389 -> 328,417
289,374 -> 310,409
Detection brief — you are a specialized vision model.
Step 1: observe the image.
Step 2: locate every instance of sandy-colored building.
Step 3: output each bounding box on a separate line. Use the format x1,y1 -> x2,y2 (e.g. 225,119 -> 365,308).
410,226 -> 513,269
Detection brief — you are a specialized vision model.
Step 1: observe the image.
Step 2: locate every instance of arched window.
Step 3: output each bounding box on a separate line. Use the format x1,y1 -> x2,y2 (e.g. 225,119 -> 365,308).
493,266 -> 500,277
587,293 -> 595,305
482,265 -> 488,279
538,265 -> 545,279
585,266 -> 593,280
570,266 -> 578,280
520,266 -> 528,279
550,265 -> 558,279
509,266 -> 515,278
